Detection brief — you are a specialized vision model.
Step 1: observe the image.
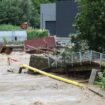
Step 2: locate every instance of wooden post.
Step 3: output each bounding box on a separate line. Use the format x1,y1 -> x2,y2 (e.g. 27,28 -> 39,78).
89,50 -> 92,64
79,52 -> 82,65
55,57 -> 58,68
89,69 -> 98,84
7,57 -> 10,66
18,67 -> 23,74
71,52 -> 73,66
48,57 -> 51,68
100,53 -> 102,66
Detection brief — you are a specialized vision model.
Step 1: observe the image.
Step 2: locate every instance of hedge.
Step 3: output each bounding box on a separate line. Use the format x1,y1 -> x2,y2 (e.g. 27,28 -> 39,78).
0,24 -> 21,31
27,29 -> 49,40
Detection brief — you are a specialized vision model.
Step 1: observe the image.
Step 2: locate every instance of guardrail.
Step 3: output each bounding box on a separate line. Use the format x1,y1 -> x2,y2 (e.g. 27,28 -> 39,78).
58,50 -> 105,66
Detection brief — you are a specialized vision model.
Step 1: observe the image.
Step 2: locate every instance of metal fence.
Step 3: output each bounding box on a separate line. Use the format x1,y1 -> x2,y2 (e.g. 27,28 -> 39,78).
58,50 -> 105,66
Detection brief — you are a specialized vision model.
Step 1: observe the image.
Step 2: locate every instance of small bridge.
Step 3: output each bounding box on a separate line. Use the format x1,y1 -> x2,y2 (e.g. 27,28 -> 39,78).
57,50 -> 105,71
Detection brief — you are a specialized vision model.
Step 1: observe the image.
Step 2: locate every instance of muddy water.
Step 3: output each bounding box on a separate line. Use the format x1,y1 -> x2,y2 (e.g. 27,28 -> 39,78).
0,52 -> 105,105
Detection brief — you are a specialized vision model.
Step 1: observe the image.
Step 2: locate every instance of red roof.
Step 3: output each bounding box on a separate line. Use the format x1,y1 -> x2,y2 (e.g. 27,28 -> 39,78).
25,36 -> 56,51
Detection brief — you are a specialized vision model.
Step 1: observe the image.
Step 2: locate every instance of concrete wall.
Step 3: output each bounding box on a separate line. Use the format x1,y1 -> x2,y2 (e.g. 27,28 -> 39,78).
40,3 -> 56,29
0,31 -> 27,42
56,1 -> 78,37
40,0 -> 78,37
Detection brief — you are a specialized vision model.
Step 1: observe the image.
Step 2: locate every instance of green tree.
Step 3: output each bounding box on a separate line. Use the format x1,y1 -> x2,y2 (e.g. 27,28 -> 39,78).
75,0 -> 105,52
0,0 -> 63,28
0,0 -> 33,25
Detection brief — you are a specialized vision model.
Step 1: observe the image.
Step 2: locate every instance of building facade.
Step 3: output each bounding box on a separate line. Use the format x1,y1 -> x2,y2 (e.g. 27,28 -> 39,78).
40,0 -> 78,37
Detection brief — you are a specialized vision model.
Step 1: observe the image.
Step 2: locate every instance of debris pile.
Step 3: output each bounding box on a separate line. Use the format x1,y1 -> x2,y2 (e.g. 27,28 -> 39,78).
24,36 -> 57,54
0,45 -> 13,54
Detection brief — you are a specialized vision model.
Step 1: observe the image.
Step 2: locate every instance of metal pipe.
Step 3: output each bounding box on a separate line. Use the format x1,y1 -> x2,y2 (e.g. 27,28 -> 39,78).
20,64 -> 85,88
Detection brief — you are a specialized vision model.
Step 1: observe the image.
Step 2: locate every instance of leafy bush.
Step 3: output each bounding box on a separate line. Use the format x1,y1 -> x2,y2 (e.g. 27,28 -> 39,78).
0,0 -> 33,26
70,34 -> 89,52
95,70 -> 105,89
0,24 -> 21,31
27,29 -> 49,40
75,0 -> 105,52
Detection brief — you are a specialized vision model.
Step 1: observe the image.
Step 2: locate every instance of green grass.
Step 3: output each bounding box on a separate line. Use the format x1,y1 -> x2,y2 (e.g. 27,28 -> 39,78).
27,29 -> 49,40
0,24 -> 22,31
95,70 -> 105,89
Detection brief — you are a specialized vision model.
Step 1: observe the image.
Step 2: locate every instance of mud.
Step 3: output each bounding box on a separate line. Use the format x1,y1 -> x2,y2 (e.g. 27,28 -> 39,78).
0,52 -> 105,105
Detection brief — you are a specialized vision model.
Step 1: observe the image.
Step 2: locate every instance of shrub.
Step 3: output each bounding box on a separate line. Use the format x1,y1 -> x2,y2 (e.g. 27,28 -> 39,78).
70,34 -> 89,52
75,0 -> 105,52
0,24 -> 21,31
27,29 -> 49,40
95,70 -> 105,89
